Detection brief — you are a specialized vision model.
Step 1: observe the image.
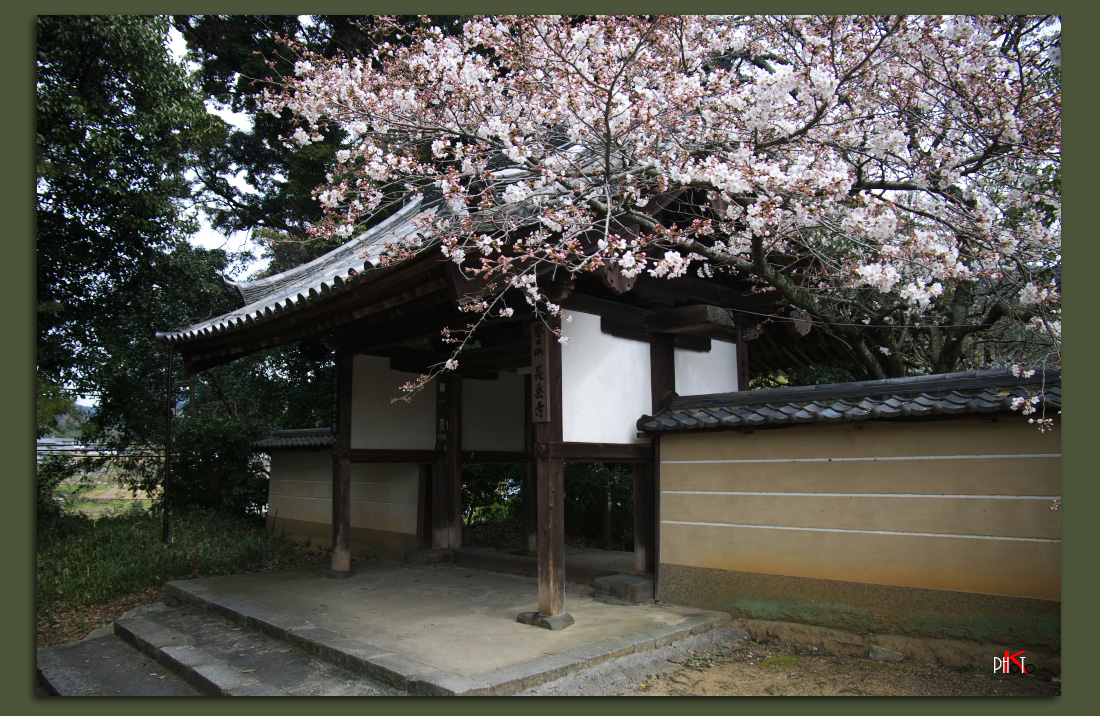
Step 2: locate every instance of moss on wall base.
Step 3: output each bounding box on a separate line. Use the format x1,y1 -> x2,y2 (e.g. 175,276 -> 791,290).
659,563 -> 1060,652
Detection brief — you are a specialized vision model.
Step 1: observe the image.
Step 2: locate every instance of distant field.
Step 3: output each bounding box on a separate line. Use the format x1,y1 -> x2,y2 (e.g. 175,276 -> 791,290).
56,472 -> 154,518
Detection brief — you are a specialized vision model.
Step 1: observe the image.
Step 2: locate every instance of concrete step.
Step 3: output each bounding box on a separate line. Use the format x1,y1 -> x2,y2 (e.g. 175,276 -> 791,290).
37,629 -> 202,696
38,602 -> 406,697
113,602 -> 404,696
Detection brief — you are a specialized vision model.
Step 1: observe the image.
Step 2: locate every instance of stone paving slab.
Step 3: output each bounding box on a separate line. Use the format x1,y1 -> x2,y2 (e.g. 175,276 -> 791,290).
165,559 -> 729,696
37,632 -> 201,696
115,602 -> 401,696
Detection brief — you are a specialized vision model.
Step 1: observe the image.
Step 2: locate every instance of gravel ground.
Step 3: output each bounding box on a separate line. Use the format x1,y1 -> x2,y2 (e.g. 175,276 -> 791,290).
626,634 -> 1061,697
525,626 -> 1059,697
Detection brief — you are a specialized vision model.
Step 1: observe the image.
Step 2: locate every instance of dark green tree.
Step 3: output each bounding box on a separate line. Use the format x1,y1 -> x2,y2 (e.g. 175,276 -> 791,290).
37,16 -> 337,515
36,15 -> 212,395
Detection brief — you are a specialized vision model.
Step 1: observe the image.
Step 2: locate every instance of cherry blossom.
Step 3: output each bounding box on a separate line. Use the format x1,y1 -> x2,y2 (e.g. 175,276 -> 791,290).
265,15 -> 1060,383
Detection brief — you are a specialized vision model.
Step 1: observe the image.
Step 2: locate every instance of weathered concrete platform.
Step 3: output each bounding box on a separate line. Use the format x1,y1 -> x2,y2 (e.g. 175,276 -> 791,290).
40,559 -> 735,696
161,560 -> 728,695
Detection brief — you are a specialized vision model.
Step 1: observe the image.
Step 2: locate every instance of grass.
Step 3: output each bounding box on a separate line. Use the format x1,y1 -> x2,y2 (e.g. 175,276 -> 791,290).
761,655 -> 800,669
37,506 -> 325,625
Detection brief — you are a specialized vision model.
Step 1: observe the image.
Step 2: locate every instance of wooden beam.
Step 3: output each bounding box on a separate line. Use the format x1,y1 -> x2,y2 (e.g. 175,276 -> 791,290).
330,351 -> 353,573
329,302 -> 463,355
388,341 -> 530,376
347,448 -> 438,463
561,292 -> 650,324
535,441 -> 655,462
631,273 -> 738,305
560,293 -> 710,350
646,304 -> 738,336
460,450 -> 530,464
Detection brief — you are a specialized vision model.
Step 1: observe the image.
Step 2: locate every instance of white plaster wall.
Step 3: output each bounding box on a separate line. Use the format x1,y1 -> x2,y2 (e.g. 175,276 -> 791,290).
561,311 -> 651,444
350,355 -> 437,450
462,371 -> 526,451
674,339 -> 739,396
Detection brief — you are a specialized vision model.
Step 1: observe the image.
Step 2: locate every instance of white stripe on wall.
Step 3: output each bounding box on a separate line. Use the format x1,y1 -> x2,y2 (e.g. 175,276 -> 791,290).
662,491 -> 1060,500
662,519 -> 1061,543
664,453 -> 1059,464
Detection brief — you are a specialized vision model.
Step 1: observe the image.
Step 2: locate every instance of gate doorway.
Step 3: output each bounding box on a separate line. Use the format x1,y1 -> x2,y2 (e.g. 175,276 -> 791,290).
456,462 -> 650,585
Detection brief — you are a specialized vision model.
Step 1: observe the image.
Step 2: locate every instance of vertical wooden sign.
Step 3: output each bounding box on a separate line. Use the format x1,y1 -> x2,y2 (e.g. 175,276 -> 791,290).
531,322 -> 549,423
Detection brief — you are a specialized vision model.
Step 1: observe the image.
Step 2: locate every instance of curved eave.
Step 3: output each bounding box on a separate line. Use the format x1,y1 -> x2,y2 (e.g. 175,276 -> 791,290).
155,199 -> 444,351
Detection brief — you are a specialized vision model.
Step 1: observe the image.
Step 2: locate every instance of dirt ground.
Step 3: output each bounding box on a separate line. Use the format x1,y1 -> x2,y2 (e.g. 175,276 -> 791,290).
629,635 -> 1061,697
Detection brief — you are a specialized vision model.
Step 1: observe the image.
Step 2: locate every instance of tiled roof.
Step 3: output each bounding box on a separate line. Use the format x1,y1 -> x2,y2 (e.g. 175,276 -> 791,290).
252,428 -> 334,451
154,150 -> 590,349
638,367 -> 1060,433
156,196 -> 447,346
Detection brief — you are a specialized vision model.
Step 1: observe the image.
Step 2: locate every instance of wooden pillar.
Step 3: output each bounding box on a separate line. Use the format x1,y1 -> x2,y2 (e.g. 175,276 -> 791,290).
432,373 -> 462,549
522,374 -> 538,554
637,334 -> 673,578
653,437 -> 662,601
650,334 -> 675,413
736,327 -> 749,389
633,461 -> 655,576
534,320 -> 568,621
417,464 -> 433,549
329,351 -> 353,575
515,320 -> 572,628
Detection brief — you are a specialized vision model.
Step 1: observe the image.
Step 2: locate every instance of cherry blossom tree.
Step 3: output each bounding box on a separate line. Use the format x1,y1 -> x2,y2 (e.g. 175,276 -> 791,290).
265,15 -> 1060,384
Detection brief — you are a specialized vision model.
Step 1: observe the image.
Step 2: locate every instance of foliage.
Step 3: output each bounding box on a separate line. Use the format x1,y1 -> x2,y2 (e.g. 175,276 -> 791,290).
37,16 -> 339,515
271,15 -> 1060,384
563,463 -> 635,550
36,456 -> 81,523
36,16 -> 214,388
36,379 -> 77,438
750,363 -> 866,390
462,463 -> 523,524
36,508 -> 312,619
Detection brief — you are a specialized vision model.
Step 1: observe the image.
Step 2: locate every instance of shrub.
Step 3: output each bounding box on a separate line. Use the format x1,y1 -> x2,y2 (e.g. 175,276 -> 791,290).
36,455 -> 80,523
462,463 -> 523,524
36,508 -> 310,619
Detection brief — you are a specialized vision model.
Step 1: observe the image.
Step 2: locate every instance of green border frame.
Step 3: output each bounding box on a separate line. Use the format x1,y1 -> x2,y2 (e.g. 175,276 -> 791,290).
12,4 -> 1089,715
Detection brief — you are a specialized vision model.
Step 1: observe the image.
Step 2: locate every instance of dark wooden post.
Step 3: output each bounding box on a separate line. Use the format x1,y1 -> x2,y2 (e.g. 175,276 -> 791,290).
650,334 -> 675,412
636,334 -> 673,576
417,464 -> 433,549
522,374 -> 538,554
736,327 -> 749,389
327,351 -> 354,577
633,462 -> 655,576
433,373 -> 462,549
517,320 -> 573,629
